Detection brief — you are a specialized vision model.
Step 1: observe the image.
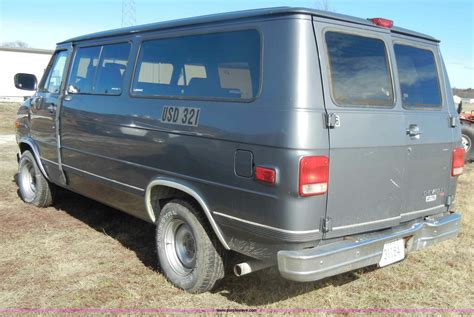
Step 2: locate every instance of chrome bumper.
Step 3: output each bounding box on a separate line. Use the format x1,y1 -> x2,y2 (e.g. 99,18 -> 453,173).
277,212 -> 461,282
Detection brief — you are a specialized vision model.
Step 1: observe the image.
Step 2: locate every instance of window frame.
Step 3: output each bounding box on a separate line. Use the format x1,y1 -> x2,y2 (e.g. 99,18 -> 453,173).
38,50 -> 69,94
129,28 -> 263,103
323,29 -> 396,109
67,41 -> 132,97
392,41 -> 443,110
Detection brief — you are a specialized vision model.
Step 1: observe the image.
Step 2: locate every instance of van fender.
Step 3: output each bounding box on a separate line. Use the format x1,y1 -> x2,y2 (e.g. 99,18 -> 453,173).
18,137 -> 51,181
145,177 -> 230,250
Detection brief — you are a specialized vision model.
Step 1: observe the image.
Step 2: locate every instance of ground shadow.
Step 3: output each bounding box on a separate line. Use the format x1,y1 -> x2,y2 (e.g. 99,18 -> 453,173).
17,179 -> 379,305
53,187 -> 158,270
213,266 -> 378,306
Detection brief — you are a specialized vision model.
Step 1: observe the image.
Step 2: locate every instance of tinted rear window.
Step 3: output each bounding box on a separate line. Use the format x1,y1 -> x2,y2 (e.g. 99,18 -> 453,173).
325,32 -> 394,107
132,30 -> 261,100
68,43 -> 130,95
394,44 -> 441,108
69,46 -> 100,94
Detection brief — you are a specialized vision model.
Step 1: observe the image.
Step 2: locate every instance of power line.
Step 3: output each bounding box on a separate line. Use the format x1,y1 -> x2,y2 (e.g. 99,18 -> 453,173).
122,0 -> 136,27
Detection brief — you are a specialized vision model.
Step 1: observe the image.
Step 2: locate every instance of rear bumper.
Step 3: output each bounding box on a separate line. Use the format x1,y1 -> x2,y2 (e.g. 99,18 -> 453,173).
277,212 -> 461,282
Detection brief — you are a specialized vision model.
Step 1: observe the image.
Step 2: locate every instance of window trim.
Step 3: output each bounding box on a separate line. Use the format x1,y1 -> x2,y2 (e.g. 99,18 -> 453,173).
392,41 -> 443,110
323,28 -> 396,109
67,41 -> 132,97
38,50 -> 68,94
129,28 -> 263,103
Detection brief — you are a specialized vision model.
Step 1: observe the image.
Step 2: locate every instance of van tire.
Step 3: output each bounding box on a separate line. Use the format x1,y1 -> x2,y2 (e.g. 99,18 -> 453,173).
156,199 -> 225,293
462,125 -> 473,163
18,150 -> 55,207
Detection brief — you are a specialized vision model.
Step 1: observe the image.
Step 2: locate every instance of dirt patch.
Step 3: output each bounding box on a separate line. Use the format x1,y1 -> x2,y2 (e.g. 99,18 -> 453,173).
0,134 -> 473,309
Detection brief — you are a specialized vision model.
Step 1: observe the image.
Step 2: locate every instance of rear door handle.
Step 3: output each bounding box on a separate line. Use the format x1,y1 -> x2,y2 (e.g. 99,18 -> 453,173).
406,124 -> 422,138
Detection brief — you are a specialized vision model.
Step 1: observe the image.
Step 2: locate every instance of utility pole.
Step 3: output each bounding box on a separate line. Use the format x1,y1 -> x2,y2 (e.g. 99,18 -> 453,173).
122,0 -> 136,27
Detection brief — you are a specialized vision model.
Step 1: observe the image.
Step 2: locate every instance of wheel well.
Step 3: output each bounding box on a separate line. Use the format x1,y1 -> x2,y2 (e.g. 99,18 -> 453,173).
19,142 -> 32,154
146,182 -> 230,250
149,185 -> 202,221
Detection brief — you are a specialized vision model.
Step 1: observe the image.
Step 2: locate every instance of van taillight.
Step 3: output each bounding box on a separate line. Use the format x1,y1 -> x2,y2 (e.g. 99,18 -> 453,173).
299,156 -> 329,196
452,147 -> 465,176
370,18 -> 394,28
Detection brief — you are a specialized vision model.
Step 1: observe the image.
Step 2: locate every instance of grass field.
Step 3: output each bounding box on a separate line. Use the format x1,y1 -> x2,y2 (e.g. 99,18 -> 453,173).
0,102 -> 473,310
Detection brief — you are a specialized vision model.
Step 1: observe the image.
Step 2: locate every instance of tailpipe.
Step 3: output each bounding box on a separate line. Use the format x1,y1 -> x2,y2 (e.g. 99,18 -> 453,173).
233,260 -> 272,277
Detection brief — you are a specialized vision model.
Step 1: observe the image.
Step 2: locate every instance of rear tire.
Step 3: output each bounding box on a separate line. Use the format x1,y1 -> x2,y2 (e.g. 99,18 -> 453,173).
18,150 -> 55,207
156,199 -> 225,293
461,125 -> 473,163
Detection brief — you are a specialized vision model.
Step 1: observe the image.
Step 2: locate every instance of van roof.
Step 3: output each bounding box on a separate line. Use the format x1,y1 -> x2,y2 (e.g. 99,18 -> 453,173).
60,6 -> 439,44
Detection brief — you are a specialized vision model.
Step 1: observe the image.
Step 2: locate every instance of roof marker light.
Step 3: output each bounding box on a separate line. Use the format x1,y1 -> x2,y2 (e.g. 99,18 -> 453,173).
370,18 -> 394,28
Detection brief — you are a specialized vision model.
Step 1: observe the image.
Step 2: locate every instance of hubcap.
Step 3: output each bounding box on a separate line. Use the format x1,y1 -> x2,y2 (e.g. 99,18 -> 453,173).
462,134 -> 471,153
19,160 -> 37,201
163,218 -> 197,275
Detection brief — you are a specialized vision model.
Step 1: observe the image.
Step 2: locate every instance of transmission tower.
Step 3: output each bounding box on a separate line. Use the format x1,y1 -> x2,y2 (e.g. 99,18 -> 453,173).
122,0 -> 136,27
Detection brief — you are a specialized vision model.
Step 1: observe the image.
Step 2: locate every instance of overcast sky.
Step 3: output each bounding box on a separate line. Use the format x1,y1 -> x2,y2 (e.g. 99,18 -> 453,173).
0,0 -> 473,88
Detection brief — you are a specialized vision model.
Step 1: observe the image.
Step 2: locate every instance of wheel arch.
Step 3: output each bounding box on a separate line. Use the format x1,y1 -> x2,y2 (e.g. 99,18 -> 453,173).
145,177 -> 230,250
18,137 -> 51,181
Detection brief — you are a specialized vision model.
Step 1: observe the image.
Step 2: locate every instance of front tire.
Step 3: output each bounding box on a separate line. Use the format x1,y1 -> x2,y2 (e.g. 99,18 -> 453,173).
156,199 -> 225,293
18,150 -> 54,207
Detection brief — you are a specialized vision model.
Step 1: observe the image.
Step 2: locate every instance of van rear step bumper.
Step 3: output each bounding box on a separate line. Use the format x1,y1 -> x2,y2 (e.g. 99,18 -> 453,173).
277,212 -> 461,282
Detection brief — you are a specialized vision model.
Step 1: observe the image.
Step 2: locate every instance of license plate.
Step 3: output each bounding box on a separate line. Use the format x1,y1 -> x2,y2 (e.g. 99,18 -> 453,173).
379,239 -> 405,267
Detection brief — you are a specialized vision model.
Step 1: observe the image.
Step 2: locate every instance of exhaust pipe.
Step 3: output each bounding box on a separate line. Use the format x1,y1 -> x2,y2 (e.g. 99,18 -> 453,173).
233,260 -> 272,277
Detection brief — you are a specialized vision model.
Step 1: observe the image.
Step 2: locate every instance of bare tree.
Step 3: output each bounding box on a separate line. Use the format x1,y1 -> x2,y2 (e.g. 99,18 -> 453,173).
1,41 -> 29,48
314,0 -> 332,11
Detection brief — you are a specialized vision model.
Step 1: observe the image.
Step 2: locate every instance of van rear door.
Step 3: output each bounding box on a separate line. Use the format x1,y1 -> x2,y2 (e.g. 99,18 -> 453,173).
313,20 -> 406,238
392,38 -> 452,221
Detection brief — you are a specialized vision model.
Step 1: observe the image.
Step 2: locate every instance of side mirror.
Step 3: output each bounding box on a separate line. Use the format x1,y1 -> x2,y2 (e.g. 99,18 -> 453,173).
14,73 -> 37,91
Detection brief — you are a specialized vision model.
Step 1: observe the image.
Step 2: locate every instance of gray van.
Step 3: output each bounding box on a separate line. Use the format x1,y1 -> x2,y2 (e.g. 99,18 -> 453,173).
14,7 -> 465,293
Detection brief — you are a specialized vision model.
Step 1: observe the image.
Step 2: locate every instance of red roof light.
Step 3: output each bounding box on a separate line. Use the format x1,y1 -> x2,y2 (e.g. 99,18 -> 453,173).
370,18 -> 394,28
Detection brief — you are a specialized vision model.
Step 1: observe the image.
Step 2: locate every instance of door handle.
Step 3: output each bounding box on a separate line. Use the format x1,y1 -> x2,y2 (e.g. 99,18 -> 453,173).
406,124 -> 422,138
47,104 -> 57,113
31,96 -> 43,110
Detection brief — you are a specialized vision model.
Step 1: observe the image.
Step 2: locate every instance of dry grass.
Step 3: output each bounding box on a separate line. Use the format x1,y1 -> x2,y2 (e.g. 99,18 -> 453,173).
0,106 -> 473,310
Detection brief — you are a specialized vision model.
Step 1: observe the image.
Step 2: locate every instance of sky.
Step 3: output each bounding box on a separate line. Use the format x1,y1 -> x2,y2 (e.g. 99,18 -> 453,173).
0,0 -> 473,88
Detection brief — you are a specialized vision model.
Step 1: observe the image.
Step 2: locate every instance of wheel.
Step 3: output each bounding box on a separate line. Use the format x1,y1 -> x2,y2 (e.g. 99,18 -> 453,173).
18,150 -> 55,207
156,199 -> 225,293
461,125 -> 473,163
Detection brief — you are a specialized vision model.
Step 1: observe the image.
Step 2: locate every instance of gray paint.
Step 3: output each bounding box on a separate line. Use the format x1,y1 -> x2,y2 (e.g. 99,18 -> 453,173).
16,8 -> 461,265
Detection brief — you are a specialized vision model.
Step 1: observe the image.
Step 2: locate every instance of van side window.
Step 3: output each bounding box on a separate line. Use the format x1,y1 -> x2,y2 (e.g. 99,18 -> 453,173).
325,32 -> 394,107
132,30 -> 261,100
42,50 -> 69,94
177,64 -> 207,86
69,46 -> 100,94
138,62 -> 173,84
94,43 -> 131,95
68,43 -> 131,95
394,44 -> 441,108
